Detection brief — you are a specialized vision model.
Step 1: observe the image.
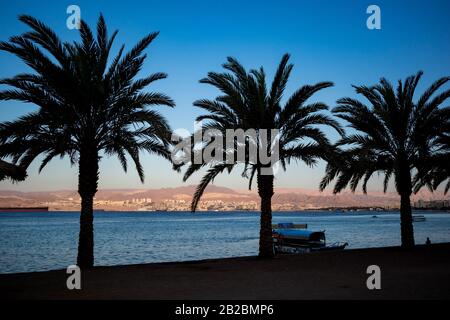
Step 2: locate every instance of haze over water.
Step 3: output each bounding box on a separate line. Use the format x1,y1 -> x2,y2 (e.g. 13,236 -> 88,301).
1,211 -> 449,274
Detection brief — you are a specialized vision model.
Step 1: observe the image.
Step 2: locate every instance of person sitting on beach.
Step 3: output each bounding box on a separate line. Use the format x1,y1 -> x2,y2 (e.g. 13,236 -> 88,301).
426,237 -> 431,245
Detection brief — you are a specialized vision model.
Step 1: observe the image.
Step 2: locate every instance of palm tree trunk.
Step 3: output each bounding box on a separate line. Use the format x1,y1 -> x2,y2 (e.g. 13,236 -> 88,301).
77,146 -> 99,268
397,165 -> 415,248
257,173 -> 274,258
400,192 -> 415,248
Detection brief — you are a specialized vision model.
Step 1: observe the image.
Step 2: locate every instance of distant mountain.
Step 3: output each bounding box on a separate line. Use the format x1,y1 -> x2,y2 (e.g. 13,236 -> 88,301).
94,185 -> 239,201
0,185 -> 447,210
0,185 -> 242,207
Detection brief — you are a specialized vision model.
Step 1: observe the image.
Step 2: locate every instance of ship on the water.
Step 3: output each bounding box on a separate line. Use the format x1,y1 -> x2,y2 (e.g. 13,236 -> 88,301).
0,207 -> 49,212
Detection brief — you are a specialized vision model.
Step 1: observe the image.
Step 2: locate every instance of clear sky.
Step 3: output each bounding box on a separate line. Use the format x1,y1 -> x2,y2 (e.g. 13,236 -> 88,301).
0,0 -> 450,192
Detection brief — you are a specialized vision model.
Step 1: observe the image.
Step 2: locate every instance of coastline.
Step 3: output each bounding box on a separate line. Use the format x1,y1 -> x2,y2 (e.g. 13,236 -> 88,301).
1,243 -> 450,300
1,209 -> 449,213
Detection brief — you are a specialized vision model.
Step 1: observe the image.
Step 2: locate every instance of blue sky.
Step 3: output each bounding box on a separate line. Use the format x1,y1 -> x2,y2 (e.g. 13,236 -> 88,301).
1,0 -> 450,192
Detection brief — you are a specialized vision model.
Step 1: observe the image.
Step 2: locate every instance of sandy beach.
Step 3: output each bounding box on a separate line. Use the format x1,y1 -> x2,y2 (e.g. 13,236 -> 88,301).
1,243 -> 449,300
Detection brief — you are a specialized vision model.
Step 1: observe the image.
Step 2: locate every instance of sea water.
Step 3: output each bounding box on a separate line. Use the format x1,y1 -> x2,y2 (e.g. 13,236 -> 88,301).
0,211 -> 449,274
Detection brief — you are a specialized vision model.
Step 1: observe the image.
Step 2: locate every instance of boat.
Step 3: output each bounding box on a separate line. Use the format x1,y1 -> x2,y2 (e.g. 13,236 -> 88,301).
272,222 -> 348,254
412,215 -> 426,222
0,206 -> 49,212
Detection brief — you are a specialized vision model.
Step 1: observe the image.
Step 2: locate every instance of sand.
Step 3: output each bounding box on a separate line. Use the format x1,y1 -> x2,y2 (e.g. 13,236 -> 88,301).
1,243 -> 449,300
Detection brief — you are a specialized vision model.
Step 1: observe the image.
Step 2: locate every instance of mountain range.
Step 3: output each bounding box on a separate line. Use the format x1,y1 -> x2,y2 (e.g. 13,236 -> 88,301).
0,185 -> 448,211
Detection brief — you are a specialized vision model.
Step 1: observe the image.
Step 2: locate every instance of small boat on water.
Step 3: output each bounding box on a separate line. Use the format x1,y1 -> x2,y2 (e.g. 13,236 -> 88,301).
272,223 -> 348,254
413,215 -> 426,222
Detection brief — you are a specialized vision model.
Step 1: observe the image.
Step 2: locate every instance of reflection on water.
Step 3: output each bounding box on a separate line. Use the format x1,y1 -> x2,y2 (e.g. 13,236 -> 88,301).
0,211 -> 449,273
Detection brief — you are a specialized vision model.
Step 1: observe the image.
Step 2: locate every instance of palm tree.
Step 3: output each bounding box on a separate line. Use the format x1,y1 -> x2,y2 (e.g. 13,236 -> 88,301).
414,130 -> 450,194
430,133 -> 450,193
0,15 -> 175,267
0,159 -> 26,182
177,54 -> 342,257
320,72 -> 450,247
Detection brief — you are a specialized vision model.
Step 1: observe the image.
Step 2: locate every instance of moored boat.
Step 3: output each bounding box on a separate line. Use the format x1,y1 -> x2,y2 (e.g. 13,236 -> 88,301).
272,222 -> 348,254
412,215 -> 426,222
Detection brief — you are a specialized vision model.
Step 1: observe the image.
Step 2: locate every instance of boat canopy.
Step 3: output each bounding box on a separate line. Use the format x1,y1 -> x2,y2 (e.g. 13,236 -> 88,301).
272,222 -> 307,229
273,229 -> 325,241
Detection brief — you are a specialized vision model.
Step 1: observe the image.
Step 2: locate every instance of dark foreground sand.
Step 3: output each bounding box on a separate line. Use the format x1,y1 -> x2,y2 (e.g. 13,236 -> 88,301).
1,243 -> 449,300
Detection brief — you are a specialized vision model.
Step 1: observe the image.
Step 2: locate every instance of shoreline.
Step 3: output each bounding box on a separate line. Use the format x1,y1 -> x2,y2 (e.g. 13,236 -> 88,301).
1,209 -> 450,213
2,243 -> 450,300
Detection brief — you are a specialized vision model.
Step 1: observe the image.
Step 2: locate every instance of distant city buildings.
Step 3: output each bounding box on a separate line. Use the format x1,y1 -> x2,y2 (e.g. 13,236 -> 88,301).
414,199 -> 450,209
2,189 -> 448,212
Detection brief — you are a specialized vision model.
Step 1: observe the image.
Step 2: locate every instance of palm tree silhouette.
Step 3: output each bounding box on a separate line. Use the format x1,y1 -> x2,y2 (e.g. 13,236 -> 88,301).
0,15 -> 175,267
320,72 -> 450,247
178,54 -> 342,257
415,130 -> 450,194
0,159 -> 26,182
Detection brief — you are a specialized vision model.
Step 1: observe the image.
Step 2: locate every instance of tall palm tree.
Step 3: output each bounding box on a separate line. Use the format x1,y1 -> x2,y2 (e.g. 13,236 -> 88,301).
177,54 -> 342,257
0,15 -> 174,267
320,72 -> 450,247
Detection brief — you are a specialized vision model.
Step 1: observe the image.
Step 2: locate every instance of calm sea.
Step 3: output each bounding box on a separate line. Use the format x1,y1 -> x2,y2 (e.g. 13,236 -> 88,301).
0,210 -> 449,274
